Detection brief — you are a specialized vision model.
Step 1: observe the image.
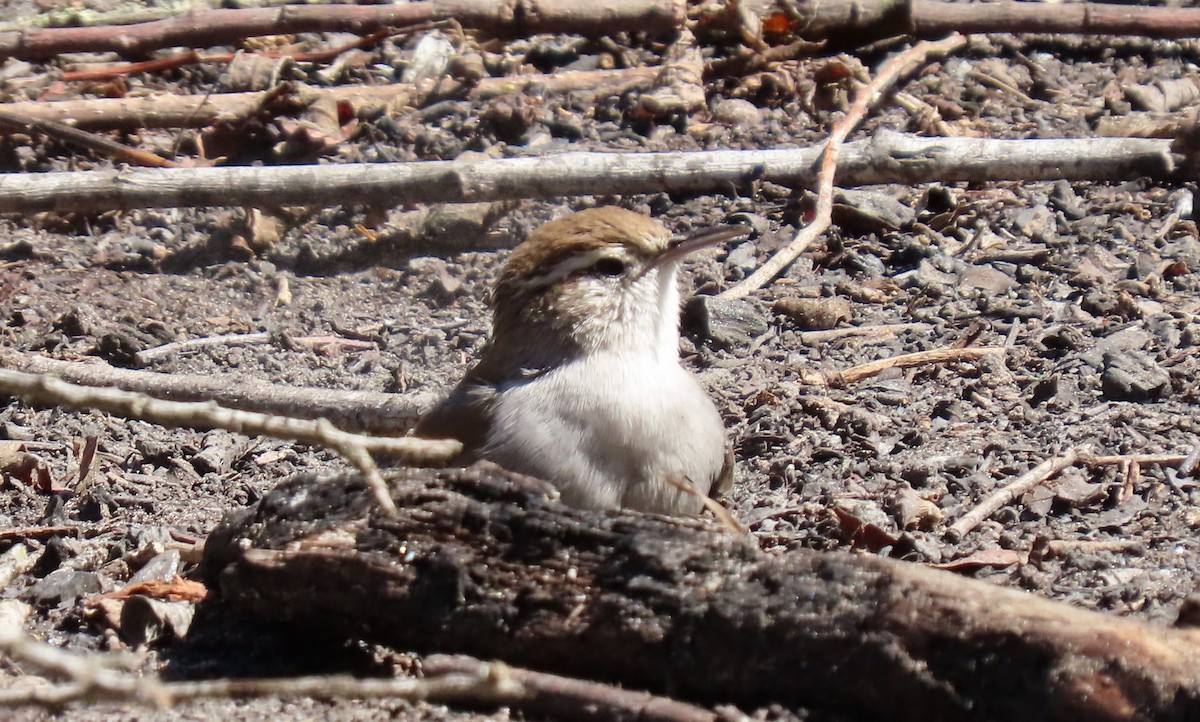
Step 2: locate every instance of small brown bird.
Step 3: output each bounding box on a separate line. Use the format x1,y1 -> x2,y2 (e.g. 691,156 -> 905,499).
414,207 -> 746,514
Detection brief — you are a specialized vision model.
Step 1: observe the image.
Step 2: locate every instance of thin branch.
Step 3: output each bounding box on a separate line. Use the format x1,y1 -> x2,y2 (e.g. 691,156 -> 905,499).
946,448 -> 1082,542
0,623 -> 523,710
423,655 -> 719,722
0,352 -> 433,435
796,322 -> 932,345
0,0 -> 684,60
799,347 -> 1007,388
1,67 -> 659,132
0,133 -> 1176,215
1081,452 -> 1192,468
60,24 -> 436,82
719,34 -> 968,300
0,367 -> 462,515
0,108 -> 177,169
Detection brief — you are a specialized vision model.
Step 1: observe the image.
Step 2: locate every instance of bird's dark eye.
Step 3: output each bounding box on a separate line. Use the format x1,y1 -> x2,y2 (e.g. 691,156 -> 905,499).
592,258 -> 626,276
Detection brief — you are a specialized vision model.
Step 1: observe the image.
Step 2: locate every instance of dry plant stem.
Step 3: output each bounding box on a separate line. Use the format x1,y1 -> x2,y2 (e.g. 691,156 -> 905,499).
0,108 -> 176,169
0,367 -> 462,514
720,34 -> 967,300
946,447 -> 1081,542
61,25 -> 423,82
1082,452 -> 1191,468
0,133 -> 1176,215
133,332 -> 374,365
0,352 -> 433,435
2,68 -> 659,132
424,655 -> 718,722
797,322 -> 931,344
812,346 -> 1006,388
0,0 -> 684,60
0,624 -> 524,710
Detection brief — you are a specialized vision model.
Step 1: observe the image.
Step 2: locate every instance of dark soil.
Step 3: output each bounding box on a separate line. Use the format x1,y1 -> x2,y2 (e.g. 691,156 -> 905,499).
1,4 -> 1199,721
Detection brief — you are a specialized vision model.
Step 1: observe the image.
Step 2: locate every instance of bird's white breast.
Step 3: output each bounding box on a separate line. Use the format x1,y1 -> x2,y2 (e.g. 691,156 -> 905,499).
482,351 -> 726,514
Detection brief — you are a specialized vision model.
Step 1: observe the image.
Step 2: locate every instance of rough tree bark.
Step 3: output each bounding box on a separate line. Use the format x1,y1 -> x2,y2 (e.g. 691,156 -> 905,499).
202,465 -> 1200,722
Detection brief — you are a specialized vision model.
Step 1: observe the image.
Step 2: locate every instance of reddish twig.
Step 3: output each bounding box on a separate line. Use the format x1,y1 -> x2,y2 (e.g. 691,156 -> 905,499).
0,0 -> 684,61
719,34 -> 967,300
60,24 -> 432,83
0,107 -> 177,168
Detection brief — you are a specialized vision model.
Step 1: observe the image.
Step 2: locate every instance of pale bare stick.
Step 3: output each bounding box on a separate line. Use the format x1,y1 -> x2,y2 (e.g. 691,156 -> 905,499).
0,620 -> 522,709
0,367 -> 462,515
0,133 -> 1175,215
663,476 -> 748,537
1,352 -> 432,435
133,332 -> 375,366
946,448 -> 1081,542
797,322 -> 932,345
719,34 -> 968,300
799,346 -> 1006,388
1081,452 -> 1193,468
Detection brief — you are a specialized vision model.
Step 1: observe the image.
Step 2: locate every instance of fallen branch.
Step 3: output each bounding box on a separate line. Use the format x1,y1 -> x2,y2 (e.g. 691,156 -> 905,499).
719,35 -> 967,300
0,107 -> 177,169
709,0 -> 1200,44
0,67 -> 659,132
0,619 -> 525,710
799,346 -> 1007,388
60,25 -> 411,82
0,352 -> 434,435
0,366 -> 461,514
0,0 -> 684,60
0,132 -> 1177,215
201,465 -> 1200,720
946,447 -> 1081,542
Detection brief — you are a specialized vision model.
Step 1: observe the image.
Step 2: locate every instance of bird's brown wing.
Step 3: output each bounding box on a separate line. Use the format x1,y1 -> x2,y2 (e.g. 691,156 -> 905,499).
710,445 -> 736,498
411,377 -> 496,460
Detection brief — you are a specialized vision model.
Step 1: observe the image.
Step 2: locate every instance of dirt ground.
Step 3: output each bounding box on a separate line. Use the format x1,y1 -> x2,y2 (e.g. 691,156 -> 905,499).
2,2 -> 1200,720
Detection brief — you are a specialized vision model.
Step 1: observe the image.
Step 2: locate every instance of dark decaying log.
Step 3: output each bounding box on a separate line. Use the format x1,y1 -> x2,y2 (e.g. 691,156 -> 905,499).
202,465 -> 1200,721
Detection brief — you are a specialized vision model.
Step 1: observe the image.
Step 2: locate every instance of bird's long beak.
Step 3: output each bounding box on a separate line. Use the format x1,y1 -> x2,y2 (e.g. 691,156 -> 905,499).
650,224 -> 751,271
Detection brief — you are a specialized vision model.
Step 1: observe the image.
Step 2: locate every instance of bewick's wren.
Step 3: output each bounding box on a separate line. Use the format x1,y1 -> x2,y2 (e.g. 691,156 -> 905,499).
414,207 -> 747,515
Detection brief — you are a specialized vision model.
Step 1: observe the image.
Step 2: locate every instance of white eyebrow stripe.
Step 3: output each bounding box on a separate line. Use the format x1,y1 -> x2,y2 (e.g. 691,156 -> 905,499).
518,248 -> 618,290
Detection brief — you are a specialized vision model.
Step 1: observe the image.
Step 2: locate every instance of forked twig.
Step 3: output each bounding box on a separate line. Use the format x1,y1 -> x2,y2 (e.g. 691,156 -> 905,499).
946,448 -> 1081,542
0,367 -> 461,515
720,33 -> 967,299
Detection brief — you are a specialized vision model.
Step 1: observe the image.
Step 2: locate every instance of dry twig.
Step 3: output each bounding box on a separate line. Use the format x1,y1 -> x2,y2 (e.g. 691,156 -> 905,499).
719,34 -> 968,300
799,346 -> 1006,388
0,621 -> 523,710
0,352 -> 432,435
946,448 -> 1081,542
0,108 -> 177,169
3,67 -> 660,132
0,367 -> 461,515
0,0 -> 683,60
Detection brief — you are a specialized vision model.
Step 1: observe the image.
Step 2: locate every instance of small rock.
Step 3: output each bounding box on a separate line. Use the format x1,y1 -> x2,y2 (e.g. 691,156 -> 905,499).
25,569 -> 101,608
1053,470 -> 1107,508
712,98 -> 762,126
832,189 -> 914,232
1049,180 -> 1087,221
773,296 -> 852,330
128,549 -> 181,586
682,296 -> 768,349
958,264 -> 1019,294
724,242 -> 758,273
1101,350 -> 1170,401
